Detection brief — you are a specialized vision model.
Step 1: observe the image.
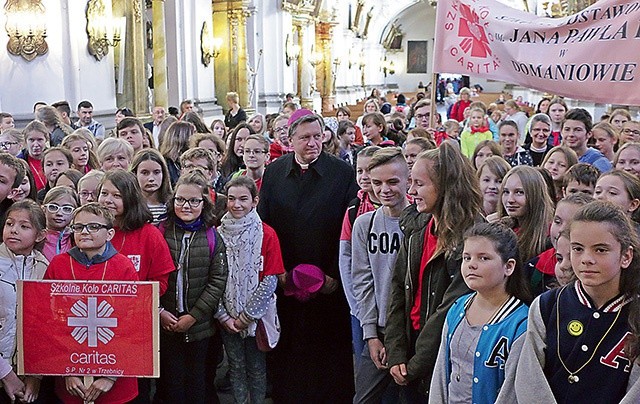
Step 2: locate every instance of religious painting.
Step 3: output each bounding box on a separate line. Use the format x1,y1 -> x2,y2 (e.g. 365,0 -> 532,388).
407,41 -> 428,74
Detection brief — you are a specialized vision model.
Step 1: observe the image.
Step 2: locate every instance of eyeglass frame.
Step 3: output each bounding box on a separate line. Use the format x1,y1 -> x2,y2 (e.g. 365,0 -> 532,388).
69,222 -> 111,233
243,149 -> 267,156
173,196 -> 204,207
44,203 -> 76,215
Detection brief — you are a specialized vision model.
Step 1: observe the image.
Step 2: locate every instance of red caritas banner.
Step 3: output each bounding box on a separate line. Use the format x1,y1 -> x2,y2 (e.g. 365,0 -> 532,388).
16,280 -> 159,377
433,0 -> 640,105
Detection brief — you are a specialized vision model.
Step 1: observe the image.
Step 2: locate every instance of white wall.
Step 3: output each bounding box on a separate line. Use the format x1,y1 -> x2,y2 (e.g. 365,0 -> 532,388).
384,3 -> 436,93
165,0 -> 217,109
0,0 -> 117,123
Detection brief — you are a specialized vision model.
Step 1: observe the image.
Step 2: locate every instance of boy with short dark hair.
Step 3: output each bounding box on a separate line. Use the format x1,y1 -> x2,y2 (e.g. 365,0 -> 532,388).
117,118 -> 146,154
561,163 -> 600,197
562,108 -> 612,173
45,203 -> 139,403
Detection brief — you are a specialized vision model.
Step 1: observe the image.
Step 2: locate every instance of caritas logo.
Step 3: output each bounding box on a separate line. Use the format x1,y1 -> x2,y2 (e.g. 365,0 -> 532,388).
67,297 -> 118,347
444,0 -> 501,73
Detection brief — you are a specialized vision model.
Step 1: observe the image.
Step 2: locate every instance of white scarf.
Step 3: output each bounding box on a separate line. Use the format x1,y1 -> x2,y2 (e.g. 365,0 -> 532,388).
218,208 -> 263,336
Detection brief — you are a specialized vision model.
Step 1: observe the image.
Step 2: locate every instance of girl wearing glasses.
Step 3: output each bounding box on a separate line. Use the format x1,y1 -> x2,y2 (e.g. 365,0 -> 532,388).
231,135 -> 270,192
158,170 -> 228,402
268,114 -> 293,164
42,186 -> 79,262
0,200 -> 48,403
0,128 -> 24,157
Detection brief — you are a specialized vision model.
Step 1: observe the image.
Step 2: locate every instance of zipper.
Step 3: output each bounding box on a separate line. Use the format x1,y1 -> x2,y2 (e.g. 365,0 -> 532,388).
184,240 -> 190,343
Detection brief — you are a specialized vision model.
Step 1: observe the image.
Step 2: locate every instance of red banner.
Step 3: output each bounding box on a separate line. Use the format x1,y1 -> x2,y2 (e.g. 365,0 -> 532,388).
433,0 -> 640,105
17,280 -> 159,377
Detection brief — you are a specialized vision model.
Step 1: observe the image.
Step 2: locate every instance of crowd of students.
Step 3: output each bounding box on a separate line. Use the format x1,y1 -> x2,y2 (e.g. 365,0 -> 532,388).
0,89 -> 639,404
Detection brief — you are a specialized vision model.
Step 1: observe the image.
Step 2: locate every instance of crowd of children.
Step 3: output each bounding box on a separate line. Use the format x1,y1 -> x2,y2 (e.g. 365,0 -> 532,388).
0,92 -> 640,404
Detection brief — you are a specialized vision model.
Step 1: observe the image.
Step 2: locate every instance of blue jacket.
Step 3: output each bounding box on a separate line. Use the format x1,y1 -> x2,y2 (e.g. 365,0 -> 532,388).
580,147 -> 612,173
443,293 -> 528,404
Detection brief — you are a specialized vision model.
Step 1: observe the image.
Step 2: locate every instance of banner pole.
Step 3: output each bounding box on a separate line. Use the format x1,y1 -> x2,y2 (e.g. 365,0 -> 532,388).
84,376 -> 94,404
430,72 -> 438,128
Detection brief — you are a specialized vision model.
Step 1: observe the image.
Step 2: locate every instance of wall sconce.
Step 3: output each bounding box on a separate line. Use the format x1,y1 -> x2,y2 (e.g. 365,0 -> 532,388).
309,50 -> 323,67
86,0 -> 124,61
348,49 -> 358,69
4,0 -> 48,61
383,58 -> 395,77
358,52 -> 366,71
285,34 -> 300,66
200,21 -> 221,67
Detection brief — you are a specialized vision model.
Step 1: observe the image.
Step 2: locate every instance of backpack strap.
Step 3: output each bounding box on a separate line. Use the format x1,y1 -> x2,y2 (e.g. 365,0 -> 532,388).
157,220 -> 167,235
347,197 -> 361,228
205,226 -> 217,258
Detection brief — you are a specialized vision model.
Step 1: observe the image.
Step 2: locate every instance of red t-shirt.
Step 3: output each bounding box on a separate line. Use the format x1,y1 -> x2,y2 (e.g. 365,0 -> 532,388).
535,247 -> 557,275
110,223 -> 175,295
260,223 -> 285,281
27,155 -> 46,190
354,126 -> 365,146
239,170 -> 263,193
45,252 -> 139,404
411,218 -> 438,331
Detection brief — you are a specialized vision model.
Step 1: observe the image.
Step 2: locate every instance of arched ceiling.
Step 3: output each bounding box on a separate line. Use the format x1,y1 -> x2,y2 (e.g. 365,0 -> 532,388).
368,0 -> 529,47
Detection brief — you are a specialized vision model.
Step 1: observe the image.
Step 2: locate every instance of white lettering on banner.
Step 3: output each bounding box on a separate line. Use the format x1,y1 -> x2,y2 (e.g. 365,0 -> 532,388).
50,283 -> 81,294
67,297 -> 118,347
433,0 -> 640,104
70,351 -> 117,365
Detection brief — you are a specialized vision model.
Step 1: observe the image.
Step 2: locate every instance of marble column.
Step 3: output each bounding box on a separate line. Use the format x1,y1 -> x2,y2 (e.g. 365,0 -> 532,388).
152,0 -> 169,108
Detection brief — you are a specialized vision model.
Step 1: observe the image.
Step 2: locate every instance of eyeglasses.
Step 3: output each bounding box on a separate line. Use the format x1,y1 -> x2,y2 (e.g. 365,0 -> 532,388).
0,141 -> 18,149
79,191 -> 95,199
182,164 -> 212,172
623,129 -> 640,135
243,149 -> 266,156
415,113 -> 431,121
173,196 -> 204,207
70,223 -> 110,233
274,126 -> 288,133
44,203 -> 75,215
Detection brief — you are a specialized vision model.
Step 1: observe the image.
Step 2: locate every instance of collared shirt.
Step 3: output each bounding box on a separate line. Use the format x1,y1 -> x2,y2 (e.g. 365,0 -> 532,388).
77,119 -> 105,140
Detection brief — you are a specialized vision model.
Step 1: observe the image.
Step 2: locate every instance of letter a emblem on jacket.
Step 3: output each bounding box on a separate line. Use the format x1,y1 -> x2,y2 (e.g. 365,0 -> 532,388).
484,336 -> 509,369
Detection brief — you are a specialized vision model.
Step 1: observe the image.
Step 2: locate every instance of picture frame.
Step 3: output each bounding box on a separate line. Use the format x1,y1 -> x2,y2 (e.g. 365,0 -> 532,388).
407,40 -> 428,74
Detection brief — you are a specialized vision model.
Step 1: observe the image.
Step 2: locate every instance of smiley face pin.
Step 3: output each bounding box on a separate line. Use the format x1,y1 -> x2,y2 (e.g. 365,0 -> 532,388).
568,320 -> 584,337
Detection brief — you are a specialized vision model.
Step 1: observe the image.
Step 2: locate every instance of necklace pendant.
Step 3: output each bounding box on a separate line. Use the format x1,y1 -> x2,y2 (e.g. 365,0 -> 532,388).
455,374 -> 460,382
568,374 -> 579,383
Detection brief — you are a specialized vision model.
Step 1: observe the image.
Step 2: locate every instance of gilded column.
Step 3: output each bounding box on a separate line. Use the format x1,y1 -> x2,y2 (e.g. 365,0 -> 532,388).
294,19 -> 314,110
316,21 -> 336,114
213,2 -> 253,111
114,0 -> 147,114
152,0 -> 168,108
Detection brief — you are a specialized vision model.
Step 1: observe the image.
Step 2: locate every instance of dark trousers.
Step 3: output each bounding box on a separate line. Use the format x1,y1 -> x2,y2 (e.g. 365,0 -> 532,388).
157,333 -> 210,403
